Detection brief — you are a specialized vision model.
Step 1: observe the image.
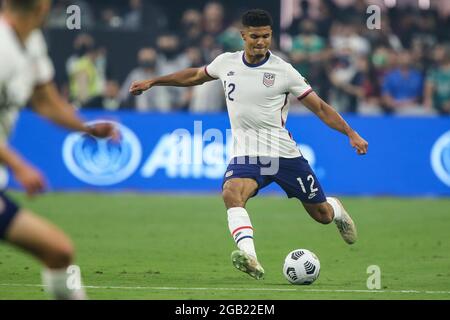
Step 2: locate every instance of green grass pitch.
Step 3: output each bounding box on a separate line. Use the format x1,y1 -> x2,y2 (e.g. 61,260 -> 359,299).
0,192 -> 449,300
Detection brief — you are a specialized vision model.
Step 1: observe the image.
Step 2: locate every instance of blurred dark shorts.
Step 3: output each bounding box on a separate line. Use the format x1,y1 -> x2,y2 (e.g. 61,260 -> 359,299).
0,191 -> 20,240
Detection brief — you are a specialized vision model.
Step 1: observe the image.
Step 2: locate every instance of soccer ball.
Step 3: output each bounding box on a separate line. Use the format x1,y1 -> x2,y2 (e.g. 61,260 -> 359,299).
283,249 -> 321,285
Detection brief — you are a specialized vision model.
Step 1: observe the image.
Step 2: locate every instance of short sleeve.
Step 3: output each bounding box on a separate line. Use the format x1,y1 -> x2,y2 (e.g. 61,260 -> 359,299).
285,64 -> 313,100
204,53 -> 228,80
28,31 -> 55,85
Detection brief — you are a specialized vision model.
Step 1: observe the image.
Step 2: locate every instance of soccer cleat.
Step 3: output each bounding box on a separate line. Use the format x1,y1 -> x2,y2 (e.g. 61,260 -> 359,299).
335,206 -> 357,244
231,250 -> 265,280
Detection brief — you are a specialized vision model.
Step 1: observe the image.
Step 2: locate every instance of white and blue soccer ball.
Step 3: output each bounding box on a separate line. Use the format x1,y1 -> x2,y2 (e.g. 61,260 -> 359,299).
283,249 -> 321,285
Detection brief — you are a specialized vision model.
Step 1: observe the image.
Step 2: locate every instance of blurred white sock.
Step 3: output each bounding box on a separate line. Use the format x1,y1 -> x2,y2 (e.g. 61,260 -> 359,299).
42,267 -> 86,300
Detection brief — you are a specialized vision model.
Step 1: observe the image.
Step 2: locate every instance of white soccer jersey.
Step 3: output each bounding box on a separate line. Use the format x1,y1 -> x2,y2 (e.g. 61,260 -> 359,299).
0,17 -> 54,144
205,51 -> 312,158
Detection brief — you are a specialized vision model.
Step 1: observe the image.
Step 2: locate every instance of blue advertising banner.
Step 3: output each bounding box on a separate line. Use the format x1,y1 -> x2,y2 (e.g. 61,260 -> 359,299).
6,110 -> 450,196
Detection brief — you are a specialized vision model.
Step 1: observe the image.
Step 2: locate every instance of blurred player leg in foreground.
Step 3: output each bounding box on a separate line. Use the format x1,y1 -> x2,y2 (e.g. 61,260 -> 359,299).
0,0 -> 118,299
3,206 -> 85,299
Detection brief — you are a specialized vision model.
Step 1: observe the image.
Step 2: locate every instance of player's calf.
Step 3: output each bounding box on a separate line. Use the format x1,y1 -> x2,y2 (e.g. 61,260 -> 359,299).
302,202 -> 334,224
302,198 -> 357,244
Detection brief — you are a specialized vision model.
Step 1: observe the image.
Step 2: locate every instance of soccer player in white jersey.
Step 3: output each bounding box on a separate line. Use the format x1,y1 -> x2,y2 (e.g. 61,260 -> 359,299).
0,0 -> 116,298
130,9 -> 368,280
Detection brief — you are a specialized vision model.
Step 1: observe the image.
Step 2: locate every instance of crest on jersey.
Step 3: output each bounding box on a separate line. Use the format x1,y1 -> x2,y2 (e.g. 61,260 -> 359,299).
263,72 -> 275,87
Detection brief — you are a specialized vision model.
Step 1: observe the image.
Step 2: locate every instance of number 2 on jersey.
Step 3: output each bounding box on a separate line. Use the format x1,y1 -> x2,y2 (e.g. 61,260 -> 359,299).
297,175 -> 318,193
224,81 -> 235,101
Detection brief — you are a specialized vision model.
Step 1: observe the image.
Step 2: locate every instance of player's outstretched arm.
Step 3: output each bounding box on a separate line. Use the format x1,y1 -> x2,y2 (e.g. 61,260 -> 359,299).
301,92 -> 368,155
31,82 -> 117,139
129,67 -> 214,96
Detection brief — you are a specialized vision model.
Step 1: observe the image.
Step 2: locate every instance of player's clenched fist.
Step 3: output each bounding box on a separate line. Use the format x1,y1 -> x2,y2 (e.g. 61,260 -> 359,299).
129,80 -> 152,96
85,122 -> 119,140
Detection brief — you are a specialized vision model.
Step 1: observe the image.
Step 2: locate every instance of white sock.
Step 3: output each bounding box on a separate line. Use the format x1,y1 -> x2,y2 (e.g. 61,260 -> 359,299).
42,268 -> 86,300
227,207 -> 257,259
327,197 -> 343,221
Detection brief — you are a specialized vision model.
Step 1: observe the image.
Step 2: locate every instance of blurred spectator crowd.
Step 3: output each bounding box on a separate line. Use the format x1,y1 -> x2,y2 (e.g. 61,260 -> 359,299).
47,0 -> 450,116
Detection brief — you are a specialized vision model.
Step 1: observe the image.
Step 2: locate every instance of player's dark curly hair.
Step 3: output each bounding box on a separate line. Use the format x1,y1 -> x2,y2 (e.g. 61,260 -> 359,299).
241,9 -> 273,28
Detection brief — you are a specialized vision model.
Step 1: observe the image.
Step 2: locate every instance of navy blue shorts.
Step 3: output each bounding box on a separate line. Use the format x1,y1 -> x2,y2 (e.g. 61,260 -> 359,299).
0,192 -> 20,240
222,156 -> 326,203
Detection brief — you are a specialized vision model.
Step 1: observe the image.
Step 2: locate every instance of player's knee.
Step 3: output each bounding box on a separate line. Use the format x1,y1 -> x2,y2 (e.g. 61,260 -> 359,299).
222,188 -> 244,208
44,239 -> 75,269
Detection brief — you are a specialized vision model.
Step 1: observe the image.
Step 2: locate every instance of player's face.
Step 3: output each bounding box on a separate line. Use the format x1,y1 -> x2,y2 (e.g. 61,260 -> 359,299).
241,26 -> 272,58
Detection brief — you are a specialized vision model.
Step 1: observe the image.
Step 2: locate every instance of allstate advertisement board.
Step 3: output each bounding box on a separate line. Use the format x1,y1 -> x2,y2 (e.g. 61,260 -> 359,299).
6,111 -> 450,196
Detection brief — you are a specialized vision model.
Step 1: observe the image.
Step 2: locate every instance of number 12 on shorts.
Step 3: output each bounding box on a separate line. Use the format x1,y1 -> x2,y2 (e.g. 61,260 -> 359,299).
297,175 -> 319,193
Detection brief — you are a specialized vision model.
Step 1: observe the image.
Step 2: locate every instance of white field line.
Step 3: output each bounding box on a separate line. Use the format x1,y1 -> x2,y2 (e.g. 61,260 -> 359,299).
0,283 -> 449,295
